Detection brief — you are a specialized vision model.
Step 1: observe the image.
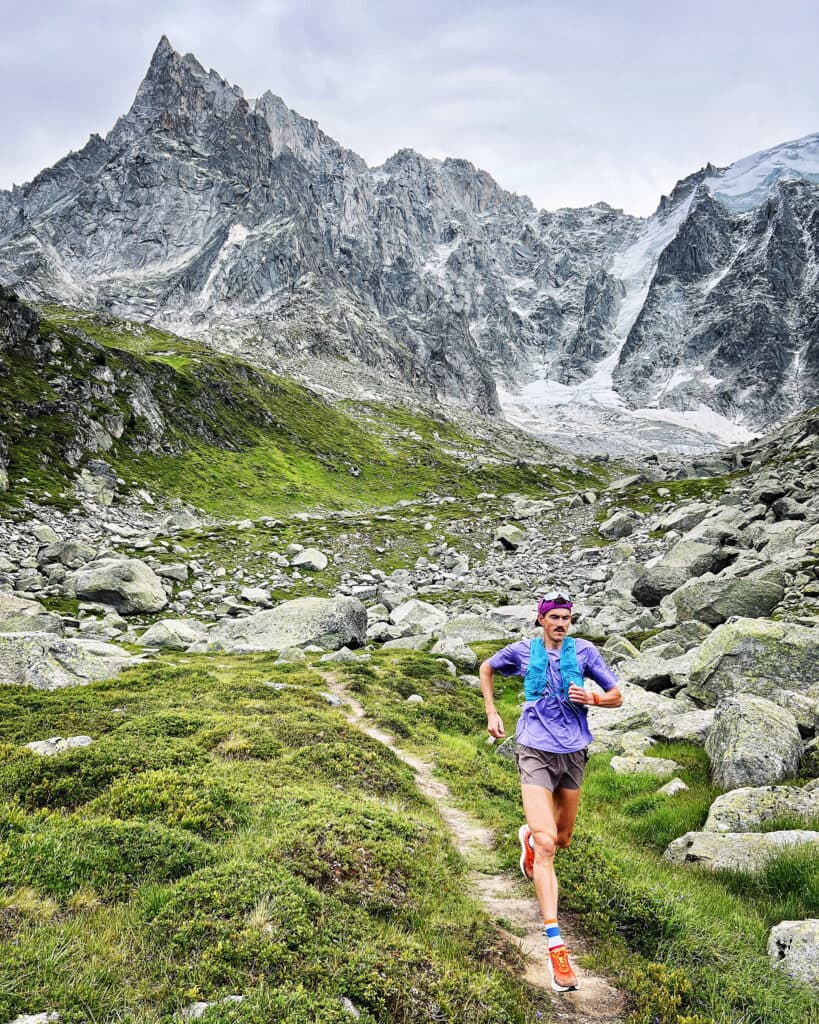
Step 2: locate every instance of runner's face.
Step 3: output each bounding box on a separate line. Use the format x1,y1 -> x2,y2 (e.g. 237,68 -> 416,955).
541,608 -> 572,645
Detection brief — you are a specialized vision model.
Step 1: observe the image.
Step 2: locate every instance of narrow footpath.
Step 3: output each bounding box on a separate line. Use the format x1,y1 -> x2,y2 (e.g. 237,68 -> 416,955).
326,677 -> 626,1023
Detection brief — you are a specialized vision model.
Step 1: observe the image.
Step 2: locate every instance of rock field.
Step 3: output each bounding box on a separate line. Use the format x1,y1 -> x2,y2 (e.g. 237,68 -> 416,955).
2,404 -> 819,990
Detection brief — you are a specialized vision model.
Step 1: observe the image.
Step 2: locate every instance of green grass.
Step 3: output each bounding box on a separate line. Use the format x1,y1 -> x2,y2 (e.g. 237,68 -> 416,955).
586,742 -> 719,852
0,653 -> 546,1023
0,816 -> 212,900
0,304 -> 606,519
1,638 -> 817,1022
336,652 -> 819,1024
3,298 -> 817,1021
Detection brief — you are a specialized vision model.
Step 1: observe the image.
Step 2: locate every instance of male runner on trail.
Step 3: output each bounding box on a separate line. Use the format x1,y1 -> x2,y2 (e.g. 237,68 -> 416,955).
479,593 -> 622,991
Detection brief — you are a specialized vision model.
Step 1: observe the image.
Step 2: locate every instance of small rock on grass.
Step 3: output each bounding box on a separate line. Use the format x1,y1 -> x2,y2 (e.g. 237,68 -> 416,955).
382,634 -> 430,651
319,646 -> 358,664
181,996 -> 243,1020
340,996 -> 361,1017
274,647 -> 308,664
430,635 -> 478,668
25,736 -> 93,756
319,691 -> 345,707
610,754 -> 681,778
291,547 -> 328,571
767,919 -> 819,988
658,777 -> 689,796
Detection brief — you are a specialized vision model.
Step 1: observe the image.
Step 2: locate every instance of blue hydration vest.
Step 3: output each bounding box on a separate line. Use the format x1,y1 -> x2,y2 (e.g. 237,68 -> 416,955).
523,636 -> 584,703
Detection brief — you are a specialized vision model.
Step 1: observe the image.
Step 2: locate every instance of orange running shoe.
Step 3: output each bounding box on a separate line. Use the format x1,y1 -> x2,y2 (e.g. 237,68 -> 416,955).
548,945 -> 578,991
518,823 -> 534,880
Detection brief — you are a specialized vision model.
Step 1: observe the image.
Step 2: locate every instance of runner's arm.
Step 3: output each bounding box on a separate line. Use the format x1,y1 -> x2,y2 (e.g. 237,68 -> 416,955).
479,659 -> 505,737
566,682 -> 622,707
567,645 -> 623,707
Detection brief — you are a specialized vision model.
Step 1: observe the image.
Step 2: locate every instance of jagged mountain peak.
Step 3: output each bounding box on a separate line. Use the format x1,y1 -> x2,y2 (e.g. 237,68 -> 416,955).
1,39 -> 818,450
152,33 -> 175,60
376,148 -> 534,226
379,148 -> 440,175
122,36 -> 247,133
251,89 -> 364,172
142,35 -> 231,93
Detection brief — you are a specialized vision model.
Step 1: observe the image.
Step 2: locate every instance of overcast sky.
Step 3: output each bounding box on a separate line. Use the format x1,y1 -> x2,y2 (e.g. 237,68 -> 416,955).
2,0 -> 818,215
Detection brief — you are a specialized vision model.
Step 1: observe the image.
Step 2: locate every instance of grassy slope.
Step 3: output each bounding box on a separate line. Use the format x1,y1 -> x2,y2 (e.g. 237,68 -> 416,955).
0,654 -> 548,1024
3,304 -> 818,1021
0,306 -> 605,518
339,650 -> 819,1024
2,648 -> 817,1023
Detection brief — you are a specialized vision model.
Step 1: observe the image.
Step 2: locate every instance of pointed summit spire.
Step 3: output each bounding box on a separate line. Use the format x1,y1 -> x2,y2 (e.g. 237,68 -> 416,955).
149,34 -> 176,65
143,35 -> 182,81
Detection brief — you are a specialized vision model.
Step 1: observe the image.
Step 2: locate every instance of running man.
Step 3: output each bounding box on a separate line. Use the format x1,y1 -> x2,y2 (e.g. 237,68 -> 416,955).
479,592 -> 622,991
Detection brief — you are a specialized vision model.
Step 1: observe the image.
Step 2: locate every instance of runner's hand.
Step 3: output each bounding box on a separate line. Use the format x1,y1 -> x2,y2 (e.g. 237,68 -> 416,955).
487,711 -> 505,738
567,684 -> 591,705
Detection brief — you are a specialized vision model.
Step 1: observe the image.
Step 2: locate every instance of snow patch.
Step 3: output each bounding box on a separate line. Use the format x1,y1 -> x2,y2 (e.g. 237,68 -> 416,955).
702,263 -> 733,294
704,132 -> 819,211
226,223 -> 249,245
498,370 -> 755,454
632,404 -> 754,445
422,238 -> 460,283
200,224 -> 249,303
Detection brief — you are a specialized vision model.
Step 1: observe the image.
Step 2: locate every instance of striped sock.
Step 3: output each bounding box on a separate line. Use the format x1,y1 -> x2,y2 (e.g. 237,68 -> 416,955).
543,918 -> 563,950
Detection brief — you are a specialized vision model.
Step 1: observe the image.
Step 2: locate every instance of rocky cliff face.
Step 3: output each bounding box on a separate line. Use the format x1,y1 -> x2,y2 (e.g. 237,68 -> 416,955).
613,179 -> 819,424
1,37 -> 818,438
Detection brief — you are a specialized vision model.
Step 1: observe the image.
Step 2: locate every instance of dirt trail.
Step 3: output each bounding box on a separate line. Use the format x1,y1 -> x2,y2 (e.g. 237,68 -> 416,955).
327,677 -> 626,1022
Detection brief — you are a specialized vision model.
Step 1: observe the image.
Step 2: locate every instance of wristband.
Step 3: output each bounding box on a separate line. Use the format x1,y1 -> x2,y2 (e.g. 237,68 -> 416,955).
592,693 -> 600,706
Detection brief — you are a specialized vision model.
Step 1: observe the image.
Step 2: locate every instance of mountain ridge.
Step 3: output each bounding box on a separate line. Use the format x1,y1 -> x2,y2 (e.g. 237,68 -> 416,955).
1,37 -> 817,448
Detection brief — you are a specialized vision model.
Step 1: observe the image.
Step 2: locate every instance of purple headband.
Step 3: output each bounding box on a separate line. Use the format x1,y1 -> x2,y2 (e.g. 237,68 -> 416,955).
535,594 -> 573,624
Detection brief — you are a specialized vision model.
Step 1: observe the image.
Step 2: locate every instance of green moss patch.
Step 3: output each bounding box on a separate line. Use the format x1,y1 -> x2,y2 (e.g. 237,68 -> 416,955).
0,735 -> 206,810
87,768 -> 244,836
0,652 -> 543,1022
0,816 -> 211,901
2,303 -> 605,518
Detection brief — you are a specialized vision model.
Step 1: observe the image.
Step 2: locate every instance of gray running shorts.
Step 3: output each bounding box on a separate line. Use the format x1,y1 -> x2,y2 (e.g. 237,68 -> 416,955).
516,744 -> 589,791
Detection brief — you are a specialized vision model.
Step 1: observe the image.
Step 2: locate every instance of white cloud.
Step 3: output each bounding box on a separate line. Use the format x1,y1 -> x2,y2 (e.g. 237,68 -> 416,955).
1,0 -> 818,214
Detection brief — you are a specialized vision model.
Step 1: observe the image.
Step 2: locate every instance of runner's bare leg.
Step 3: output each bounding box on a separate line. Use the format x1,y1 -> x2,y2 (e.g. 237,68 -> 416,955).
521,784 -> 558,919
521,784 -> 581,920
553,786 -> 581,850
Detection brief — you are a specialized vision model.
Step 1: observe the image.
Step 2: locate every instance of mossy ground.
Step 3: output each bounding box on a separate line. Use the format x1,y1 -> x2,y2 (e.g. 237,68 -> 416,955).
335,649 -> 819,1024
1,623 -> 817,1023
0,653 -> 549,1023
0,305 -> 606,520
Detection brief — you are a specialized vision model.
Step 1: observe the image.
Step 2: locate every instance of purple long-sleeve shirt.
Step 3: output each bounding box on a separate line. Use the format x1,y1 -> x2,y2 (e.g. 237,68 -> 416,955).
488,637 -> 618,753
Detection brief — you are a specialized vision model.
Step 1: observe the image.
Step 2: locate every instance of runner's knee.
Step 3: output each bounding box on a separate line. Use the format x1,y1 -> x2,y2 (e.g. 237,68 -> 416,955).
531,828 -> 557,860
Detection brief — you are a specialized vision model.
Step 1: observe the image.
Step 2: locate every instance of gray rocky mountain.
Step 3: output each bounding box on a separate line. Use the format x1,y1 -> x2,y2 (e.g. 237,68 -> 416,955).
1,37 -> 818,443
